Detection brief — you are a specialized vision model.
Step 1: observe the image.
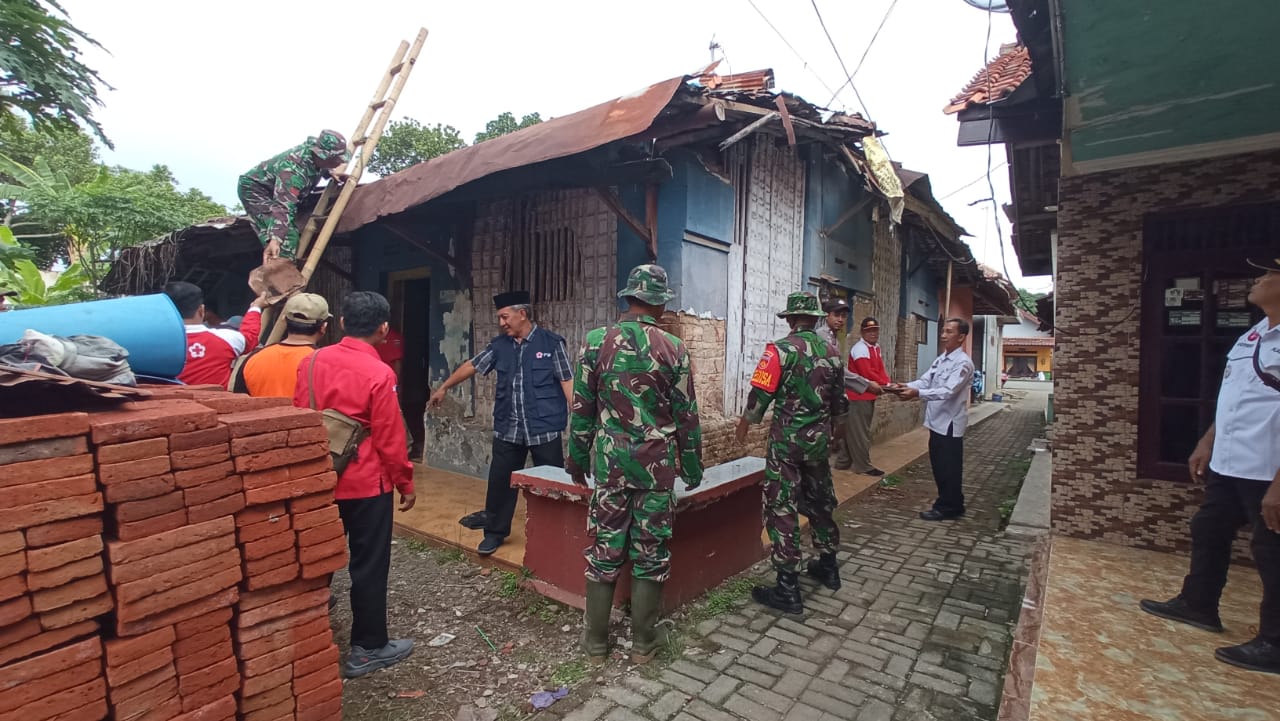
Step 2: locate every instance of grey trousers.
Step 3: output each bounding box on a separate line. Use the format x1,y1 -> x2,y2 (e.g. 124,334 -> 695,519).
842,400 -> 876,473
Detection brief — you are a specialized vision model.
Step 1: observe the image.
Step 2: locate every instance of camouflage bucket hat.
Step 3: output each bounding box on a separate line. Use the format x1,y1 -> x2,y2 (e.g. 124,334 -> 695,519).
776,291 -> 826,318
311,129 -> 350,163
618,264 -> 676,305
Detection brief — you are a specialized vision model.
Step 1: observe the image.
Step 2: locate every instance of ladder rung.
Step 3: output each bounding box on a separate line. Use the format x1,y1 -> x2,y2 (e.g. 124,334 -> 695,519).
352,136 -> 369,146
369,100 -> 388,111
388,62 -> 405,75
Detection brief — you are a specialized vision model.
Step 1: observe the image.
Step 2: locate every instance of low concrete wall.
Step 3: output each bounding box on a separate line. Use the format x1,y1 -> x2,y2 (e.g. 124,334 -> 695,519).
871,398 -> 924,443
512,459 -> 767,610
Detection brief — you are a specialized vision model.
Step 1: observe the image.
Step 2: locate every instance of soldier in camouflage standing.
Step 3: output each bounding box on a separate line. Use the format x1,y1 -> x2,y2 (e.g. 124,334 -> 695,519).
736,292 -> 849,614
237,130 -> 350,264
566,264 -> 703,664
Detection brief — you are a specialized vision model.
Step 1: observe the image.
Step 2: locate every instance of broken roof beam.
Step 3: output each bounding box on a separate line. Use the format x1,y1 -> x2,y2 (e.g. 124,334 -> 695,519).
594,186 -> 656,260
719,112 -> 779,151
774,96 -> 797,147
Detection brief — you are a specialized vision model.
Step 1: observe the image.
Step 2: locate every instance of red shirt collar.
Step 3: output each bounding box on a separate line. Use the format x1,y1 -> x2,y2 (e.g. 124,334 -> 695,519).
339,336 -> 382,358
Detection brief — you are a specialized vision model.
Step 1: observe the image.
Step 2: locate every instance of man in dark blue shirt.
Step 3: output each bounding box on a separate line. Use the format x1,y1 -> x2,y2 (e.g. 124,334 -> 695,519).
429,291 -> 573,555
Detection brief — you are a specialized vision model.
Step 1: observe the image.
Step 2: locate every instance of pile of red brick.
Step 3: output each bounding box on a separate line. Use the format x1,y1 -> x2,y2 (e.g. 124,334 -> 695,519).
0,391 -> 349,721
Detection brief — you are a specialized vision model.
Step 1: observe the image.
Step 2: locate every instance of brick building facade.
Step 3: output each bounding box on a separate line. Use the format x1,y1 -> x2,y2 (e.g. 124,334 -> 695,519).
1051,149 -> 1280,554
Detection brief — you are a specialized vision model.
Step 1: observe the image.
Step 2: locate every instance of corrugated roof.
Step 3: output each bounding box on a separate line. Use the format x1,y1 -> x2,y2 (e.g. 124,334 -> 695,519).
338,76 -> 690,233
943,44 -> 1032,115
697,69 -> 775,92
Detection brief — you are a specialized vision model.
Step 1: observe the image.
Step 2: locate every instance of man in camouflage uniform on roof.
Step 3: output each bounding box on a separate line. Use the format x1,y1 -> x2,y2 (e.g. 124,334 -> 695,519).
237,130 -> 351,263
566,264 -> 703,665
736,291 -> 849,614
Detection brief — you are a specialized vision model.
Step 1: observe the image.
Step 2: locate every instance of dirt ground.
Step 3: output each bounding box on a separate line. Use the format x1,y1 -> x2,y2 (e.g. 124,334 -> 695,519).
332,539 -> 668,721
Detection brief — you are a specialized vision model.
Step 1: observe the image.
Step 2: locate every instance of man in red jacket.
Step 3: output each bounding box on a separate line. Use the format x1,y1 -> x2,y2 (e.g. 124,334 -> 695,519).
293,291 -> 417,678
163,281 -> 265,386
842,317 -> 891,476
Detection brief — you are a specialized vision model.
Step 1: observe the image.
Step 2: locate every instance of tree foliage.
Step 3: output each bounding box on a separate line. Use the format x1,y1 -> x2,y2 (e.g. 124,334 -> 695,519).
0,154 -> 226,291
473,111 -> 542,144
368,117 -> 466,176
0,0 -> 111,147
1016,287 -> 1046,315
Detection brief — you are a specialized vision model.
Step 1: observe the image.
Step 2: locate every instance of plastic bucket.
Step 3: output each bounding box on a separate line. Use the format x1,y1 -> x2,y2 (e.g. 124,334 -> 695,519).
0,294 -> 187,379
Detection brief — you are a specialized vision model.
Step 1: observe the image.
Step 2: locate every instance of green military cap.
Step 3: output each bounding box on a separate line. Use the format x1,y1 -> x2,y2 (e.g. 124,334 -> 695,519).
776,291 -> 826,318
618,264 -> 676,305
310,129 -> 350,163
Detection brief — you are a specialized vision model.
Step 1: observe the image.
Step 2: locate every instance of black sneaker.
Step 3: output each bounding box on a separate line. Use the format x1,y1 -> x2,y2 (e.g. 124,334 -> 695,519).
343,639 -> 414,678
477,535 -> 503,556
1214,637 -> 1280,674
864,467 -> 885,476
1138,596 -> 1224,633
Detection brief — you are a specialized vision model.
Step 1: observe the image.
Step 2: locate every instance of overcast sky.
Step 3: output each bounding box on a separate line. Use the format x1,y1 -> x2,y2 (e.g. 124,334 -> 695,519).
60,0 -> 1051,292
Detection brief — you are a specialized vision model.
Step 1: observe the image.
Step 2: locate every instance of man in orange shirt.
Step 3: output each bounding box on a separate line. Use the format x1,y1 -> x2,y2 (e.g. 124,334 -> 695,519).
237,293 -> 330,397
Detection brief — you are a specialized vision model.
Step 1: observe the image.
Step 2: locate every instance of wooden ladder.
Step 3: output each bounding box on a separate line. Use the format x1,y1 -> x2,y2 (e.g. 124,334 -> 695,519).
263,27 -> 429,344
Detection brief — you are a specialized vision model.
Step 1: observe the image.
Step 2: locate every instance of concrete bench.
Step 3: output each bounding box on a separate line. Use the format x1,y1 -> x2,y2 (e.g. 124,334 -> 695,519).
511,458 -> 766,611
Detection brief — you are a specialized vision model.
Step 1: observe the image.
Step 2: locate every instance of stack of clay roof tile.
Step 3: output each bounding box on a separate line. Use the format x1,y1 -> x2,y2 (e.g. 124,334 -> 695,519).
0,390 -> 348,721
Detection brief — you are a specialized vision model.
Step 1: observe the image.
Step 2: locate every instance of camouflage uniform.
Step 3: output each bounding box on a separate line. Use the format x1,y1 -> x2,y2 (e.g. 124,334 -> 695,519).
568,282 -> 702,583
570,264 -> 702,665
237,130 -> 349,259
744,293 -> 849,575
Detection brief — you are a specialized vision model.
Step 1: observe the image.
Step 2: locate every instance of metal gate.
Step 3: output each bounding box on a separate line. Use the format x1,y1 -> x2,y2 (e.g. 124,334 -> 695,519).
724,137 -> 806,415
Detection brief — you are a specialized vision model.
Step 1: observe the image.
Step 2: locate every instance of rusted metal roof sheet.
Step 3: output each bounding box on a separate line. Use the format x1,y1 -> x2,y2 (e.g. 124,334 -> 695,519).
0,363 -> 150,416
697,68 -> 775,92
338,76 -> 690,233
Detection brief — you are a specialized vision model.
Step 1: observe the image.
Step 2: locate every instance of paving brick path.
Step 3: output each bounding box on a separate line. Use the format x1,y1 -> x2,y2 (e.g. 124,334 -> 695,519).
546,406 -> 1045,721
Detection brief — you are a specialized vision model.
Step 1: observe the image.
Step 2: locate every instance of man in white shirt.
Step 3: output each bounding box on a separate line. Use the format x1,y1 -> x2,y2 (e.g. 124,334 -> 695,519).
1141,258 -> 1280,675
888,318 -> 975,521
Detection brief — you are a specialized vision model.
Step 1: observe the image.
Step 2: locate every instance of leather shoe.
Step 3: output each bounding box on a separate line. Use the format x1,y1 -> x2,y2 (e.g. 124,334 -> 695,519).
477,535 -> 503,556
919,509 -> 962,521
864,467 -> 885,476
1214,637 -> 1280,674
458,510 -> 489,530
1139,596 -> 1224,633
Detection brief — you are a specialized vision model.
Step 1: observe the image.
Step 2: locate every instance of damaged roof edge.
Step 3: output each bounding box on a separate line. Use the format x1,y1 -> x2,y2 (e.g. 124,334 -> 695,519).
338,76 -> 690,234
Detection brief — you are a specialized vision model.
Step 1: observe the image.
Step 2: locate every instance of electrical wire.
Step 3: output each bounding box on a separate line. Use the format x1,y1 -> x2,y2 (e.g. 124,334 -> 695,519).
938,161 -> 1008,201
809,0 -> 873,120
744,0 -> 843,104
826,0 -> 900,107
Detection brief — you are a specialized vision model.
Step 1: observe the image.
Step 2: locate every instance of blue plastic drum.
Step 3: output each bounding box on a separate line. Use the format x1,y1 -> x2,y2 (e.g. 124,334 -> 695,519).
0,294 -> 187,379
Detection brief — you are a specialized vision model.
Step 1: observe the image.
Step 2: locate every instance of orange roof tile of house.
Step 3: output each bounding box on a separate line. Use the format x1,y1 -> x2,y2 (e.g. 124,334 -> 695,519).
943,44 -> 1032,115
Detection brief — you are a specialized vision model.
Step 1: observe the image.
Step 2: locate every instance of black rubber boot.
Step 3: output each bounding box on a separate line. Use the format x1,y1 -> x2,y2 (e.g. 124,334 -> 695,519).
806,552 -> 841,591
581,580 -> 615,664
629,578 -> 664,665
752,570 -> 804,615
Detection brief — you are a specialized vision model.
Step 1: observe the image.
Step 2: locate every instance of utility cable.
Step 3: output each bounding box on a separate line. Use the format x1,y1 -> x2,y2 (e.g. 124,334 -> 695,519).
826,0 -> 900,107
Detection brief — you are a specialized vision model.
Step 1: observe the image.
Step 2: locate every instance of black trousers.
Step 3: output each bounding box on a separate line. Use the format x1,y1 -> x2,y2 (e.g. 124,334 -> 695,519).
400,397 -> 426,450
928,425 -> 965,516
1180,471 -> 1280,641
484,437 -> 564,539
337,492 -> 394,651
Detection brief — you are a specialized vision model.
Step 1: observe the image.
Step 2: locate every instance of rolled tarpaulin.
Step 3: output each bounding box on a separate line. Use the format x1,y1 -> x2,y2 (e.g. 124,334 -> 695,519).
0,294 -> 187,379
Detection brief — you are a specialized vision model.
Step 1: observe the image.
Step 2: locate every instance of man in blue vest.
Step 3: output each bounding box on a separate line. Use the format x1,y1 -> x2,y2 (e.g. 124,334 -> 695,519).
429,291 -> 574,555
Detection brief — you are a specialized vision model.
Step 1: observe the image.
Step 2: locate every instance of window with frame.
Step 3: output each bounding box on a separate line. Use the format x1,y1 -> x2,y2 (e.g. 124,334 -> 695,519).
1137,204 -> 1276,482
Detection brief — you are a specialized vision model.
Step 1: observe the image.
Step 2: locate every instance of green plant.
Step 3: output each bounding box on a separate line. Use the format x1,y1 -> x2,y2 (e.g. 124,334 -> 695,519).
526,597 -> 562,625
399,537 -> 434,554
498,571 -> 522,599
549,659 -> 588,686
878,474 -> 903,489
998,497 -> 1017,525
435,547 -> 466,565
